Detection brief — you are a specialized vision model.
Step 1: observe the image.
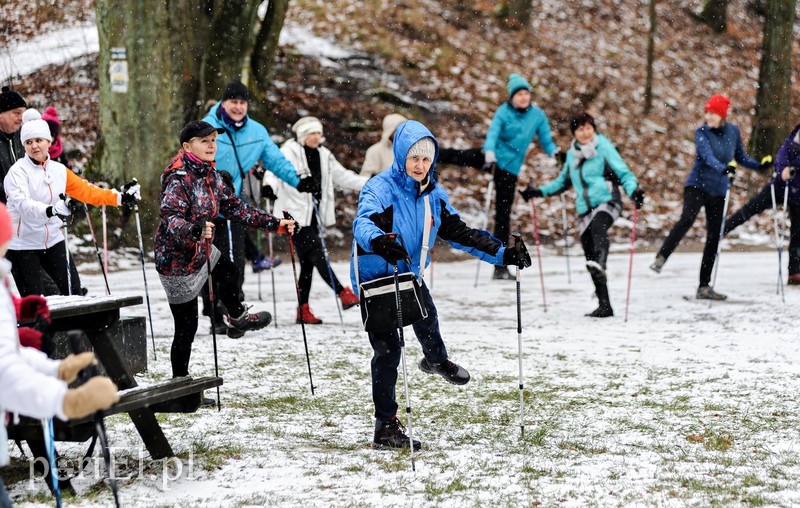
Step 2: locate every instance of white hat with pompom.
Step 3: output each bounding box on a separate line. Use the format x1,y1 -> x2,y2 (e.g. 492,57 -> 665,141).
20,109 -> 52,143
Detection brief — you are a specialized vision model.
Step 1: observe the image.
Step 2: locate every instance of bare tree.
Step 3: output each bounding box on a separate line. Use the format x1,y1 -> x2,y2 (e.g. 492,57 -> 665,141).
644,0 -> 657,115
697,0 -> 729,33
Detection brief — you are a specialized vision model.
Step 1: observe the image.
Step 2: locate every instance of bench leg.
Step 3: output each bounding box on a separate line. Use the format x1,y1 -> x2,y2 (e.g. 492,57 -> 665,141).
128,408 -> 173,459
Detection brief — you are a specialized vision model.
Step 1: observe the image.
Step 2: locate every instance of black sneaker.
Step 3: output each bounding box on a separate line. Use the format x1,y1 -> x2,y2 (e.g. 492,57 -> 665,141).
228,307 -> 272,334
372,417 -> 421,450
585,304 -> 614,318
492,266 -> 514,280
418,358 -> 471,385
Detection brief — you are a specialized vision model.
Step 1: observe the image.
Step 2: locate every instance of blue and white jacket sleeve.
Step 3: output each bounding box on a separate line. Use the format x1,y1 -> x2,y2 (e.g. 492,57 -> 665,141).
261,137 -> 301,188
436,193 -> 505,265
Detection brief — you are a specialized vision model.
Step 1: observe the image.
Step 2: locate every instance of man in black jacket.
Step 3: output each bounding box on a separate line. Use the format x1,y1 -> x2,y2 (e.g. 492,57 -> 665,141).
0,86 -> 26,203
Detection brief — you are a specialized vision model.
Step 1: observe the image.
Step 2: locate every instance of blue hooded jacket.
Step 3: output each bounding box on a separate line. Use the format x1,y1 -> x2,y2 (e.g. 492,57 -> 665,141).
203,102 -> 300,196
686,122 -> 761,197
351,120 -> 506,288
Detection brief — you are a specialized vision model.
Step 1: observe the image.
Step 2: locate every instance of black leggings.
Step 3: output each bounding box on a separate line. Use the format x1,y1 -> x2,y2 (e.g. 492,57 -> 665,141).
493,168 -> 518,245
657,186 -> 725,287
8,241 -> 82,296
293,217 -> 345,305
580,212 -> 614,270
725,183 -> 800,274
168,254 -> 245,378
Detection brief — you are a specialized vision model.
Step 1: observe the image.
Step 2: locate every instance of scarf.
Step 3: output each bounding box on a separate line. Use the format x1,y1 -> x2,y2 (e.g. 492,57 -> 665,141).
219,106 -> 247,130
49,135 -> 63,159
570,134 -> 600,162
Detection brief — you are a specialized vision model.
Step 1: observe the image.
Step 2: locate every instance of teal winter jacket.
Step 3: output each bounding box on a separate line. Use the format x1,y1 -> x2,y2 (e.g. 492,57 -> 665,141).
540,134 -> 638,215
483,102 -> 557,176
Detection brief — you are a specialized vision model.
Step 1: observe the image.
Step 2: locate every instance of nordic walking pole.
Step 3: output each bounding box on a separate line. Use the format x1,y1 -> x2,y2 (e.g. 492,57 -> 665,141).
624,207 -> 638,322
709,173 -> 734,308
311,199 -> 344,329
560,194 -> 572,284
267,199 -> 278,327
226,219 -> 234,261
132,199 -> 157,360
102,205 -> 108,275
42,418 -> 62,508
779,169 -> 794,293
770,180 -> 785,302
83,203 -> 111,295
57,194 -> 74,296
474,179 -> 494,287
257,228 -> 263,301
284,211 -> 315,395
529,199 -> 548,312
512,233 -> 525,438
203,232 -> 222,412
393,258 -> 416,471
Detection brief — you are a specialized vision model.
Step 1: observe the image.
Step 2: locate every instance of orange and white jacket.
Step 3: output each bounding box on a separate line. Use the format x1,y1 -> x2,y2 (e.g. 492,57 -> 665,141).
3,154 -> 120,250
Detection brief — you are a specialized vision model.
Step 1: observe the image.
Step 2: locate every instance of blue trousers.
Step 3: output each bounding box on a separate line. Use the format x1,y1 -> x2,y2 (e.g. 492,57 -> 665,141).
368,283 -> 447,423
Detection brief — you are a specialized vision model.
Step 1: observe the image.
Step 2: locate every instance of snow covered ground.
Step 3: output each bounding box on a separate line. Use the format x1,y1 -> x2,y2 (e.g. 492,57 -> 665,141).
5,247 -> 800,507
0,23 -> 98,83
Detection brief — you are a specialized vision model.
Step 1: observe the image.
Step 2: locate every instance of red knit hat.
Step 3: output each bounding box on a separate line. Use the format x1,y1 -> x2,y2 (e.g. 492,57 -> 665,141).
705,94 -> 730,120
0,202 -> 13,247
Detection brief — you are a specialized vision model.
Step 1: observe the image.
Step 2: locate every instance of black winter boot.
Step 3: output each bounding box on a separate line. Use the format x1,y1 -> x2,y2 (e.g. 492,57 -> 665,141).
419,358 -> 471,385
586,264 -> 613,318
492,266 -> 514,280
373,417 -> 421,450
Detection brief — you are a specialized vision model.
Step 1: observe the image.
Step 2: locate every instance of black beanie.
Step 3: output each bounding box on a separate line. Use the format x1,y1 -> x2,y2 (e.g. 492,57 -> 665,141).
0,86 -> 26,113
221,80 -> 249,102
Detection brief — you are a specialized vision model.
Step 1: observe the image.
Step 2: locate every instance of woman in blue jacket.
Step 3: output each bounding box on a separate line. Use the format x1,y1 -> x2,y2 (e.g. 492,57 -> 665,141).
723,123 -> 800,285
483,73 -> 559,280
650,95 -> 770,300
352,120 -> 530,450
520,113 -> 644,318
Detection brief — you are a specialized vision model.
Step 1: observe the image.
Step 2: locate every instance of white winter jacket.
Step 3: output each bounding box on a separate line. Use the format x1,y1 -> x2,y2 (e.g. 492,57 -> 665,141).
4,154 -> 120,250
0,259 -> 68,466
266,139 -> 367,228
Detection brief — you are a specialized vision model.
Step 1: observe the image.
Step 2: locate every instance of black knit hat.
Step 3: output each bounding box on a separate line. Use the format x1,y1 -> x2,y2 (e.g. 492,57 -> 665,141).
0,86 -> 26,114
179,120 -> 225,144
570,112 -> 596,133
221,80 -> 249,102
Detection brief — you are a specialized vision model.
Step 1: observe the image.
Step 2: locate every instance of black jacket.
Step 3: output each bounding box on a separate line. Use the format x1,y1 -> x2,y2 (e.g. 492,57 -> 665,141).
0,130 -> 23,203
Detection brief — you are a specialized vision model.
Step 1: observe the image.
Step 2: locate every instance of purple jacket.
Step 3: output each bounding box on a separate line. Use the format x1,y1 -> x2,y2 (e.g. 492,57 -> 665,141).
773,124 -> 800,206
154,152 -> 280,276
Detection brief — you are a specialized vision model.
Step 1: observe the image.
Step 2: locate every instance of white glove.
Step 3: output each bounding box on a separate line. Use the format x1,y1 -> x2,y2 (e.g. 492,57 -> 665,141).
50,199 -> 71,218
484,150 -> 496,164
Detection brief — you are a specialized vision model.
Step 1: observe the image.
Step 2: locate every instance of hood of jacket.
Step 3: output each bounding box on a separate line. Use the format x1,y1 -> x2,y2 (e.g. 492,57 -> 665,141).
381,113 -> 407,142
389,120 -> 440,193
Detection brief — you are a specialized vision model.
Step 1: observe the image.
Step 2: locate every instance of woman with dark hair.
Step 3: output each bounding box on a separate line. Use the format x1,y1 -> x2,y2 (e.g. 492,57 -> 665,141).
520,112 -> 644,317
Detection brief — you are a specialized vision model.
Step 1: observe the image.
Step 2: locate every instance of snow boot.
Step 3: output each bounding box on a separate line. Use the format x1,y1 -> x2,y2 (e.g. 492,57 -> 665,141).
338,287 -> 360,310
696,285 -> 727,301
788,273 -> 800,286
650,254 -> 666,274
419,358 -> 471,385
296,304 -> 323,324
492,266 -> 514,280
227,307 -> 272,335
252,255 -> 282,273
586,263 -> 613,318
210,320 -> 244,339
372,416 -> 421,450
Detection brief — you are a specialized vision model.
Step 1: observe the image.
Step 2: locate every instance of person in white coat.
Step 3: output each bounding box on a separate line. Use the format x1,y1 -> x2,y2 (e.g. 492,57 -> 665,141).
0,201 -> 119,502
361,113 -> 407,178
265,116 -> 368,324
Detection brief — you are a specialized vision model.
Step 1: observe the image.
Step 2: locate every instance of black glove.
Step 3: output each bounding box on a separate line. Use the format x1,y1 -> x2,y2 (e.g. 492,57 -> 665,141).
761,155 -> 774,172
554,150 -> 567,165
518,183 -> 543,202
119,179 -> 141,207
296,176 -> 321,194
64,195 -> 83,215
503,233 -> 532,269
251,164 -> 266,180
371,234 -> 410,265
262,185 -> 278,202
631,188 -> 645,210
480,162 -> 496,173
723,162 -> 737,176
218,170 -> 235,193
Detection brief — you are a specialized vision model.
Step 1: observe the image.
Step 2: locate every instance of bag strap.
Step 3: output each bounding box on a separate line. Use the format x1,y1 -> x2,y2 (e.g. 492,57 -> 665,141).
419,195 -> 433,280
353,239 -> 360,288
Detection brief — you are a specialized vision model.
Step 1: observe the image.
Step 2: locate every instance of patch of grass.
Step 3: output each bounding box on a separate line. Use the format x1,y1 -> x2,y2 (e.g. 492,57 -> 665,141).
424,476 -> 469,498
704,433 -> 734,452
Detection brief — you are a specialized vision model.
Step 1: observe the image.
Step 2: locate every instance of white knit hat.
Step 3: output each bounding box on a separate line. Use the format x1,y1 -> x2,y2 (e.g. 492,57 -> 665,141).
292,116 -> 324,146
406,137 -> 435,160
20,109 -> 52,143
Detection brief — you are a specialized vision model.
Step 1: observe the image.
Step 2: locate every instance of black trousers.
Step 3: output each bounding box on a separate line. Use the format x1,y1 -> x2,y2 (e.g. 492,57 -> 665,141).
168,254 -> 245,378
8,241 -> 81,296
493,168 -> 518,245
580,212 -> 614,270
212,218 -> 247,291
725,183 -> 800,274
437,147 -> 485,169
657,186 -> 725,287
293,216 -> 345,305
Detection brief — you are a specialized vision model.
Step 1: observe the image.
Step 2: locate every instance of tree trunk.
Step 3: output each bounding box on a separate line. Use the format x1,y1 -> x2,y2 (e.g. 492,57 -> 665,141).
644,0 -> 657,115
749,0 -> 796,159
502,0 -> 532,29
252,0 -> 292,90
698,0 -> 729,33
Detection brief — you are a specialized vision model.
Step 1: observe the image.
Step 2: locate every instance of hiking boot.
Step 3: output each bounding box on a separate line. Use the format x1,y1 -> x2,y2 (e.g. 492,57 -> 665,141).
650,254 -> 666,274
585,303 -> 614,318
372,416 -> 421,450
418,358 -> 471,385
228,307 -> 272,334
338,287 -> 360,310
297,304 -> 323,324
696,285 -> 727,301
788,273 -> 800,286
492,266 -> 514,280
252,255 -> 282,273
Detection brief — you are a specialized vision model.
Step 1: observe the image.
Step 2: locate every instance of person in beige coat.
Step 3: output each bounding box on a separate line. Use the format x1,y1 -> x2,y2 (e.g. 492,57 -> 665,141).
361,113 -> 407,177
265,116 -> 368,323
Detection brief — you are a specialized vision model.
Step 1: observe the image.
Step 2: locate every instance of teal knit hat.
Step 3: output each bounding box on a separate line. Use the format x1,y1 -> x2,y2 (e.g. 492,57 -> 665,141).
507,73 -> 532,98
